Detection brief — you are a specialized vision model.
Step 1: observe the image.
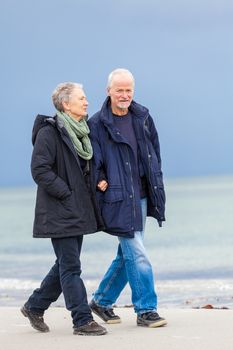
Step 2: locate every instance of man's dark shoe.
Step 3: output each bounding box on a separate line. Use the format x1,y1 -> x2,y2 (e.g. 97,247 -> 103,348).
21,305 -> 49,332
137,311 -> 167,328
73,320 -> 107,336
89,300 -> 121,324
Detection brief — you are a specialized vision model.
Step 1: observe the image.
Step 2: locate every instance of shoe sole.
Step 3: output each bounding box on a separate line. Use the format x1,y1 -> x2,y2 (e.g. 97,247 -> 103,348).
137,319 -> 167,328
106,319 -> 121,324
21,307 -> 49,333
74,330 -> 108,336
91,309 -> 121,324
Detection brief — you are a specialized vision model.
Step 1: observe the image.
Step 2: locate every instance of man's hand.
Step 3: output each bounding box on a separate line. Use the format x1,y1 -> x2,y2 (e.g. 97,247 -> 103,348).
97,180 -> 108,192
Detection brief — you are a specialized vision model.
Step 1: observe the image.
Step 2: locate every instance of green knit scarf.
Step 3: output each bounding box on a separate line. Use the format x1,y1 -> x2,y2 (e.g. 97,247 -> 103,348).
57,111 -> 93,160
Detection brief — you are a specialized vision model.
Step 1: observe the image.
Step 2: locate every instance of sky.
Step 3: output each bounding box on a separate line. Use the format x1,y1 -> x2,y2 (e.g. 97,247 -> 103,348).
0,0 -> 233,187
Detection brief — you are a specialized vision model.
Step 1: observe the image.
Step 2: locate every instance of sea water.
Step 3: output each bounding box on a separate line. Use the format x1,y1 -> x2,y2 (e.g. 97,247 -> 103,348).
0,176 -> 233,308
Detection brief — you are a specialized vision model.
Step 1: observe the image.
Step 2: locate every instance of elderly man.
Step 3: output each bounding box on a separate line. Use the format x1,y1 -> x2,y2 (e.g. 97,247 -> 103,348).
88,69 -> 167,328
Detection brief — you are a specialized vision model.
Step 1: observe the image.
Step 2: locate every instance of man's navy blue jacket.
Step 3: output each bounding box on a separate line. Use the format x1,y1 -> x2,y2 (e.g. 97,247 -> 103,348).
88,97 -> 166,238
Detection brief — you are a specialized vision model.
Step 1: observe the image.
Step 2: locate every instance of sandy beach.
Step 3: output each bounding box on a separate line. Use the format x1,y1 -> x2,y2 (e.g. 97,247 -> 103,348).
1,307 -> 232,350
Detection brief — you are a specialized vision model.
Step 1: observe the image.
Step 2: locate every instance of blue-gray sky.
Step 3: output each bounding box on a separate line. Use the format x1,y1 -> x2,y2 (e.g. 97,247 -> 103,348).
0,0 -> 233,187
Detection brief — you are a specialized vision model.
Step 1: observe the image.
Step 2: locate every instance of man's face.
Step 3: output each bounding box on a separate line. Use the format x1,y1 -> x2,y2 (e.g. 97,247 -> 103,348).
63,88 -> 88,121
108,74 -> 134,112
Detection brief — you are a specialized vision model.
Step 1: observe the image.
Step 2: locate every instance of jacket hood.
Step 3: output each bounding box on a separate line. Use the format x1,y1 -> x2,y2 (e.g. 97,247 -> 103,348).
99,97 -> 149,125
32,114 -> 55,145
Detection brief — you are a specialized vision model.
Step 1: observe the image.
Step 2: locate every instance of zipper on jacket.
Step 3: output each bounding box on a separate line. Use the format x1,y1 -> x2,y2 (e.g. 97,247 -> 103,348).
125,145 -> 136,221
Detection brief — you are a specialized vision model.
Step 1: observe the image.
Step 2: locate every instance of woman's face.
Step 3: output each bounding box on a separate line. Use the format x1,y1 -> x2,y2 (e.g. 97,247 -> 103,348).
63,88 -> 88,121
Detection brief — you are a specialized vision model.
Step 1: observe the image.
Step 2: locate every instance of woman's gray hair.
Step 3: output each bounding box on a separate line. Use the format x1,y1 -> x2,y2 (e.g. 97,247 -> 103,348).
52,82 -> 83,111
107,68 -> 135,88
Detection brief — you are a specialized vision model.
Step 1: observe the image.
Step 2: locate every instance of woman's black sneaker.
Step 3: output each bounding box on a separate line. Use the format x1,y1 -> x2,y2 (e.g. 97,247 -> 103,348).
137,312 -> 167,328
73,320 -> 107,336
21,305 -> 50,332
89,300 -> 121,324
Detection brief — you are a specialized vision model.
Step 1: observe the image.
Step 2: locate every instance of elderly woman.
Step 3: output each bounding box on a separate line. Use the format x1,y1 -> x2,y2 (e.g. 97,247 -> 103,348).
21,82 -> 107,336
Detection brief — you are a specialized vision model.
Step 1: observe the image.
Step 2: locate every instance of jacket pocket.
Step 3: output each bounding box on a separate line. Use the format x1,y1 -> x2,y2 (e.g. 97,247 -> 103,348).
100,186 -> 130,231
103,186 -> 123,203
58,191 -> 76,218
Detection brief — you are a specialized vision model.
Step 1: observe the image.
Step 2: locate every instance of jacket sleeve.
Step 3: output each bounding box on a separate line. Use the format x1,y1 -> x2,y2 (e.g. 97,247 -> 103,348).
88,121 -> 107,184
147,115 -> 166,225
147,115 -> 162,170
31,127 -> 71,199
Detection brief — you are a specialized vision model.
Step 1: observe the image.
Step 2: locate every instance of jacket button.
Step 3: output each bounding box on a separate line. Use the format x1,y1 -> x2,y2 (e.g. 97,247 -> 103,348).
126,162 -> 129,165
148,154 -> 151,158
129,194 -> 133,198
154,186 -> 157,190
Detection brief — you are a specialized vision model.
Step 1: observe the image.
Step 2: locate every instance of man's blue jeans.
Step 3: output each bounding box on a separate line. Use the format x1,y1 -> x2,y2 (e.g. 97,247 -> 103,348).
93,198 -> 157,314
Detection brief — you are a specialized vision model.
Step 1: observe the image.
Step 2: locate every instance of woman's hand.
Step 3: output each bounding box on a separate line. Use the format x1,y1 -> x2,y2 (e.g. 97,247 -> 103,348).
97,180 -> 108,192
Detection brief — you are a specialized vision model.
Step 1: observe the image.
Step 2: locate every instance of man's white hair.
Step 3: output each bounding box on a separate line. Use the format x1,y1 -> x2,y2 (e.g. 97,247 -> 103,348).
107,68 -> 135,88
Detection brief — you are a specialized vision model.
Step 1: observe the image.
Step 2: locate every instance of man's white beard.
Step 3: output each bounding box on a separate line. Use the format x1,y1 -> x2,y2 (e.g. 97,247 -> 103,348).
117,102 -> 131,109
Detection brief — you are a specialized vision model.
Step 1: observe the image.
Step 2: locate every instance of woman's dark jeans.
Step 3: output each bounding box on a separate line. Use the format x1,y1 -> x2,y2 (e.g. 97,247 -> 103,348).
25,235 -> 93,327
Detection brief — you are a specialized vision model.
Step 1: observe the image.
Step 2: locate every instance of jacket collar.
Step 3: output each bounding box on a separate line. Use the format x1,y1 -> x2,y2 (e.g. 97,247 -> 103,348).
54,115 -> 81,163
98,97 -> 149,143
99,97 -> 149,127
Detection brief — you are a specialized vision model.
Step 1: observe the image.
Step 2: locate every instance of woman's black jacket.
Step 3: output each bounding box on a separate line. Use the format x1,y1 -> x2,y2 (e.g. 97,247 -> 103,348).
31,114 -> 103,238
